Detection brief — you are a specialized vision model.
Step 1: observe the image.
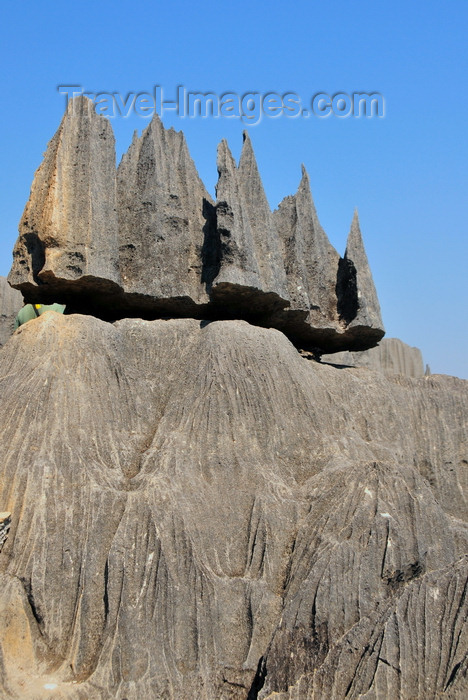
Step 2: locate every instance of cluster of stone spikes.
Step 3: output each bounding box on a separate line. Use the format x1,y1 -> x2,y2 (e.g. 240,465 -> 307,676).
8,96 -> 384,353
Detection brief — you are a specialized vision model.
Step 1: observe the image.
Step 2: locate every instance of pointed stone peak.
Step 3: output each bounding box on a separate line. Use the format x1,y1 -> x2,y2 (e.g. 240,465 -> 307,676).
217,138 -> 233,158
295,165 -> 324,236
148,108 -> 163,128
347,208 -> 362,247
343,211 -> 384,334
119,110 -> 209,203
238,131 -> 271,215
65,94 -> 96,118
242,129 -> 252,146
296,164 -> 310,197
135,112 -> 189,162
216,139 -> 237,185
297,164 -> 312,197
139,110 -> 171,146
239,130 -> 256,170
345,209 -> 366,261
117,108 -> 213,306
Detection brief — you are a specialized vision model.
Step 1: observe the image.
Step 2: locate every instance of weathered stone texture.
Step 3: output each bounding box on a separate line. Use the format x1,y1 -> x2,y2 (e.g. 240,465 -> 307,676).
340,210 -> 383,332
211,134 -> 289,315
8,96 -> 120,302
8,97 -> 384,352
322,337 -> 426,378
117,116 -> 213,311
0,277 -> 22,347
0,314 -> 466,699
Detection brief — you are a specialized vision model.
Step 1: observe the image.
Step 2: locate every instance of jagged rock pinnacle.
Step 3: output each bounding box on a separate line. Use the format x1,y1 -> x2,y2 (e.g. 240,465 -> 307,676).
343,209 -> 384,332
9,95 -> 120,300
117,112 -> 213,307
212,132 -> 289,312
8,97 -> 385,352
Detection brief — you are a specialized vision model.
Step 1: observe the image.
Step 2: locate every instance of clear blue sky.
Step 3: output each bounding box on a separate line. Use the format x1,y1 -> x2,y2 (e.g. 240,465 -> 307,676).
1,1 -> 467,378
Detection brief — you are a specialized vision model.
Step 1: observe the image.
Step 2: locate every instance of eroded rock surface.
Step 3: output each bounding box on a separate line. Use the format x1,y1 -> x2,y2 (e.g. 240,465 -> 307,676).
8,98 -> 384,353
117,115 -> 214,314
322,337 -> 426,378
0,314 -> 466,699
0,277 -> 23,347
8,96 -> 120,303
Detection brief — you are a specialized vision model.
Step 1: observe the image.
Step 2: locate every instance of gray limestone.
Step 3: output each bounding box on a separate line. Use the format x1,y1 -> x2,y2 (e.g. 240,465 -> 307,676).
274,165 -> 340,321
271,167 -> 347,349
117,115 -> 213,313
322,337 -> 426,378
211,133 -> 289,315
340,209 -> 384,332
0,277 -> 23,347
8,96 -> 120,304
8,96 -> 384,352
0,314 -> 466,699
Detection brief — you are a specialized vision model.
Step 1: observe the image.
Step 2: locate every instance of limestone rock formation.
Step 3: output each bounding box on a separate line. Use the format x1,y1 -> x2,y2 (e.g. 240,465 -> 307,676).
0,277 -> 23,347
338,210 -> 383,333
270,173 -> 383,350
211,134 -> 289,315
8,96 -> 120,304
8,97 -> 384,353
117,116 -> 213,314
322,337 -> 426,378
0,313 -> 466,699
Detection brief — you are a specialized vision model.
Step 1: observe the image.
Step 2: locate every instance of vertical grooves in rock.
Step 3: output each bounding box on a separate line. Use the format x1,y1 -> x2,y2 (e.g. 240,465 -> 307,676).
0,316 -> 466,697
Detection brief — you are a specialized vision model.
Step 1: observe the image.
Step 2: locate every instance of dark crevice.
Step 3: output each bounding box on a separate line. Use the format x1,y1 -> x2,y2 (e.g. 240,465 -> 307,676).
247,656 -> 267,699
336,256 -> 359,324
19,232 -> 46,281
378,656 -> 401,674
22,578 -> 44,628
201,198 -> 220,291
444,660 -> 462,691
103,559 -> 109,620
384,562 -> 424,590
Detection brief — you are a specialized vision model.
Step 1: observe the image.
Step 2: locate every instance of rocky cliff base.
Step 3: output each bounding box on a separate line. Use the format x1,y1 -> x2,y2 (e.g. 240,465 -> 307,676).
0,314 -> 466,699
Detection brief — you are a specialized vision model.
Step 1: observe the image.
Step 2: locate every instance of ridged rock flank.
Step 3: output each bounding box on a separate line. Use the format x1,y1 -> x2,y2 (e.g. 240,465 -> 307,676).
0,314 -> 466,699
271,167 -> 348,348
237,132 -> 289,301
274,166 -> 340,320
117,115 -> 213,311
322,337 -> 426,378
214,138 -> 263,292
339,210 -> 384,332
8,97 -> 385,352
212,133 -> 289,314
8,96 -> 120,300
0,277 -> 23,347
